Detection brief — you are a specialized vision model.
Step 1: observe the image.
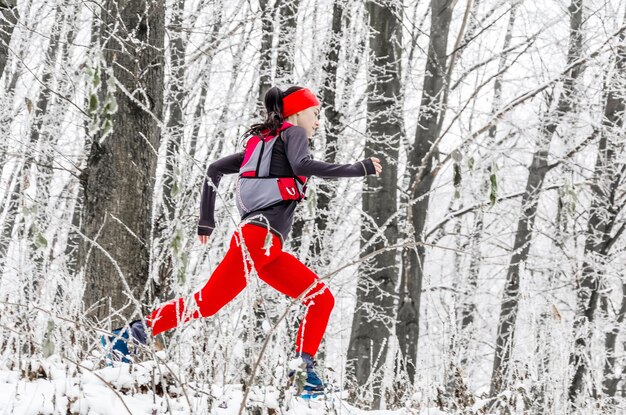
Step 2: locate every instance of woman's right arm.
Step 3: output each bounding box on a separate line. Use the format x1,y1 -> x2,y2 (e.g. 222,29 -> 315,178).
198,152 -> 244,238
285,126 -> 379,178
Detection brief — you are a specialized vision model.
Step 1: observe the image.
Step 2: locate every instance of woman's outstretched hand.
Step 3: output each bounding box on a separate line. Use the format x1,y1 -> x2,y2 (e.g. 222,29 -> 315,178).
371,157 -> 383,176
198,235 -> 209,245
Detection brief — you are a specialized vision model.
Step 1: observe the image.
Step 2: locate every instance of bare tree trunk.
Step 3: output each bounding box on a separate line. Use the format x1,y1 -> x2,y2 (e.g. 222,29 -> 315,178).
398,0 -> 454,384
490,0 -> 584,397
441,217 -> 473,411
79,0 -> 165,326
208,21 -> 255,165
246,0 -> 284,379
458,200 -> 484,344
346,1 -> 402,408
162,0 -> 187,219
531,310 -> 553,414
189,81 -> 207,161
487,5 -> 517,140
0,3 -> 64,272
30,2 -> 81,297
189,3 -> 223,161
0,0 -> 18,77
602,283 -> 626,397
568,23 -> 625,403
277,0 -> 305,248
27,2 -> 68,270
65,5 -> 101,277
275,0 -> 299,84
458,3 -> 517,373
257,0 -> 274,109
0,167 -> 21,269
307,0 -> 344,266
155,0 -> 188,302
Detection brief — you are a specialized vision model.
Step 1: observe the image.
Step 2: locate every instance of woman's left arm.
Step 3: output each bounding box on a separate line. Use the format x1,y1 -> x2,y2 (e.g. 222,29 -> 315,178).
198,152 -> 244,237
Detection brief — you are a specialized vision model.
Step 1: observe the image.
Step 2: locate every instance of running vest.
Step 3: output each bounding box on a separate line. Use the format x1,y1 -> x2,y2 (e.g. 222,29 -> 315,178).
236,122 -> 307,216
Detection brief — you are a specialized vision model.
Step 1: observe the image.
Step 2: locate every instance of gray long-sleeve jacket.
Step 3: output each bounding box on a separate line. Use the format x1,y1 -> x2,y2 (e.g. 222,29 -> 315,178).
197,125 -> 376,243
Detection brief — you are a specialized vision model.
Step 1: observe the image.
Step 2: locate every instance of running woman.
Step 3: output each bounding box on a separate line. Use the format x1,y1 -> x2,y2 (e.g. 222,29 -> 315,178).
146,86 -> 383,392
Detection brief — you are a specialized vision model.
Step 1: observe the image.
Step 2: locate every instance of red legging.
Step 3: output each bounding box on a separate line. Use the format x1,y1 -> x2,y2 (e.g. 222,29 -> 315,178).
146,223 -> 334,357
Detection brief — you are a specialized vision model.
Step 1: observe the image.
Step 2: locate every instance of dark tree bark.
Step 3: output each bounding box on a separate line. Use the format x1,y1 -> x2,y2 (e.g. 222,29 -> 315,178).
79,0 -> 165,326
346,1 -> 402,408
490,0 -> 584,398
568,24 -> 626,403
398,0 -> 454,385
0,0 -> 18,77
257,0 -> 274,109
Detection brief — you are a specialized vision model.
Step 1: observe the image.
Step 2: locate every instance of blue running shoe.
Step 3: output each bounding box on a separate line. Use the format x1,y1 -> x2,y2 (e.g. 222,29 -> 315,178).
303,366 -> 324,392
101,319 -> 149,363
289,352 -> 325,393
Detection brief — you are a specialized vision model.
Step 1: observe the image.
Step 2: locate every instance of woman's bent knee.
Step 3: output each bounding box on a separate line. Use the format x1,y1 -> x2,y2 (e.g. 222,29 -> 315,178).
305,282 -> 335,311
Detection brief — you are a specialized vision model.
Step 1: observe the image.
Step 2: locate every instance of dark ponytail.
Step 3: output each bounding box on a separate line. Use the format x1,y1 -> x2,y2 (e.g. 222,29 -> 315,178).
246,86 -> 303,138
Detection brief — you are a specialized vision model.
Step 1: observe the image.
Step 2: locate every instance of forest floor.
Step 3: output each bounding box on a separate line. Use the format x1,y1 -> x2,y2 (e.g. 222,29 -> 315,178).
0,355 -> 450,414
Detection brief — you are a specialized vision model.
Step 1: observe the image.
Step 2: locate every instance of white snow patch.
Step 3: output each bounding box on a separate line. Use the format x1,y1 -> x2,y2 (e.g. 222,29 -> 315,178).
0,357 -> 449,414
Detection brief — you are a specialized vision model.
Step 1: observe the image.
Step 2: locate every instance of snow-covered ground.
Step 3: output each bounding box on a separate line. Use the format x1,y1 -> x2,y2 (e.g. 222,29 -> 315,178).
0,355 -> 450,415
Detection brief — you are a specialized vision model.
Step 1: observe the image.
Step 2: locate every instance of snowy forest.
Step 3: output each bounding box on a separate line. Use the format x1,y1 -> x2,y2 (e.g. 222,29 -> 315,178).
0,0 -> 625,413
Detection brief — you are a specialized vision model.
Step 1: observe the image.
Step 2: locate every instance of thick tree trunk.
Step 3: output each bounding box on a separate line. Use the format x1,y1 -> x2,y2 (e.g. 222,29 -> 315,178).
346,1 -> 401,408
398,0 -> 453,384
490,0 -> 584,397
79,0 -> 165,326
568,25 -> 625,403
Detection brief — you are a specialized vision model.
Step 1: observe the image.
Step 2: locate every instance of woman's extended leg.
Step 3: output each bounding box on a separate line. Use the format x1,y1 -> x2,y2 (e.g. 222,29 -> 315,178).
147,232 -> 248,335
257,252 -> 335,357
147,224 -> 284,336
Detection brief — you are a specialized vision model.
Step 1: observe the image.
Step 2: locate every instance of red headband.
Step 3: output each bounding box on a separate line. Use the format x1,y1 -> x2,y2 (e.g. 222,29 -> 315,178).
282,88 -> 320,118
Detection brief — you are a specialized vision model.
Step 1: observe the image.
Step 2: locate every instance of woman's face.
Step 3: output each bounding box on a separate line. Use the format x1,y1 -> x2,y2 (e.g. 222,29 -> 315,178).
296,105 -> 320,138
